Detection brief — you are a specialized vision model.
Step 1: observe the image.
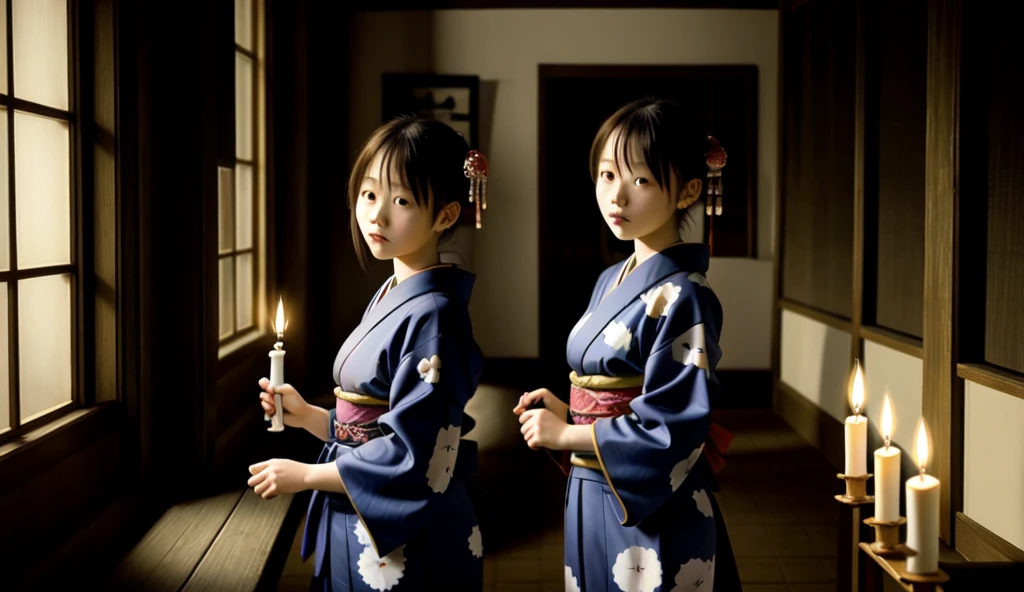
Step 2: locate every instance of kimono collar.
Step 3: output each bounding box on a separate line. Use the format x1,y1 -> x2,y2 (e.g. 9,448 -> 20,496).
334,265 -> 476,384
567,243 -> 709,369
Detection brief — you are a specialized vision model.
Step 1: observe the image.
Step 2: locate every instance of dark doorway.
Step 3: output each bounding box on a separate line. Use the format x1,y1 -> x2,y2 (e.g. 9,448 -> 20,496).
537,65 -> 758,392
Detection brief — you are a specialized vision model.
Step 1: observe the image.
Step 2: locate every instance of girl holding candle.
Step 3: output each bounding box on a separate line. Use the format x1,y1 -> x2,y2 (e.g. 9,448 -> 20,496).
513,98 -> 740,591
249,116 -> 488,591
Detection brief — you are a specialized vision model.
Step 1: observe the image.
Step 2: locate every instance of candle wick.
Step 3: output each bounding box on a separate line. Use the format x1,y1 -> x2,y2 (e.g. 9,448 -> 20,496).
919,466 -> 925,481
884,435 -> 890,450
274,341 -> 284,350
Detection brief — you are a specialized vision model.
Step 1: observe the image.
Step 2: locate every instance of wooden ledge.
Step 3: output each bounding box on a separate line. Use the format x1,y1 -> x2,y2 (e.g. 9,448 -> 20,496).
957,363 -> 1024,401
107,488 -> 305,591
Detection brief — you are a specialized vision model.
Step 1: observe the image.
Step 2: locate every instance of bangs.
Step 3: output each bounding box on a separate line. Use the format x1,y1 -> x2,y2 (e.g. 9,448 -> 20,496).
590,98 -> 708,192
611,114 -> 670,190
348,119 -> 435,210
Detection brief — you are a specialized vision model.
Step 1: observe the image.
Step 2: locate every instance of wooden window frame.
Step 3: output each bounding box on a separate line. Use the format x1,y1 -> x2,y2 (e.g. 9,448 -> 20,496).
1,0 -> 85,446
218,0 -> 266,357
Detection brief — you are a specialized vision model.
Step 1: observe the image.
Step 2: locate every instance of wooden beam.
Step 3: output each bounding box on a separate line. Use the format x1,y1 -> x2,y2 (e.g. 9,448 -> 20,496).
778,298 -> 853,333
346,0 -> 779,9
860,325 -> 924,360
955,512 -> 1024,563
923,0 -> 960,544
957,364 -> 1024,402
851,0 -> 867,372
770,0 -> 787,411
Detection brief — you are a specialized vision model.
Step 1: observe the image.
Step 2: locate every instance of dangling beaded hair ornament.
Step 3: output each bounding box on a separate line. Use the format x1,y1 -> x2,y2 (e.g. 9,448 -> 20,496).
464,150 -> 489,229
704,135 -> 727,253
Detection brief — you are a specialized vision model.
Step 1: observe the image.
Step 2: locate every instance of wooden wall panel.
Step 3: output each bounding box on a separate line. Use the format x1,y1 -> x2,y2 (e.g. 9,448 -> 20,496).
982,14 -> 1024,375
869,0 -> 927,339
781,0 -> 855,319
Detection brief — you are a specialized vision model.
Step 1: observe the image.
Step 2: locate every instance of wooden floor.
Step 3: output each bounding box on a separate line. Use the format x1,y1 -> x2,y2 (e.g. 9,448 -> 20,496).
274,384 -> 841,591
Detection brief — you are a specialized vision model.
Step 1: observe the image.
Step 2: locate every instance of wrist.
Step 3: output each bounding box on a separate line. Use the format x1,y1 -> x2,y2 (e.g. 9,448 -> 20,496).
305,460 -> 347,493
561,425 -> 594,453
554,419 -> 575,451
302,462 -> 315,489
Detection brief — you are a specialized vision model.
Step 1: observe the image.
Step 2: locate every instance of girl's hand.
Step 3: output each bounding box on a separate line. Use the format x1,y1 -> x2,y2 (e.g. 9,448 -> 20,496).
247,458 -> 309,499
518,408 -> 569,450
259,378 -> 311,427
513,388 -> 569,419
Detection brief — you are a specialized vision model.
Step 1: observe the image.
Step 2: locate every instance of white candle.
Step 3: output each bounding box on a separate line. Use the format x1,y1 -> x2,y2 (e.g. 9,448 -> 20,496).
267,297 -> 287,433
845,415 -> 867,475
844,360 -> 867,476
874,393 -> 901,521
906,419 -> 939,574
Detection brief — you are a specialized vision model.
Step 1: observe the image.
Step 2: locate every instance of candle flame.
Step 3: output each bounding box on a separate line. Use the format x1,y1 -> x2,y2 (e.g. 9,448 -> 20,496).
273,297 -> 286,336
881,392 -> 893,445
851,359 -> 865,415
915,418 -> 930,474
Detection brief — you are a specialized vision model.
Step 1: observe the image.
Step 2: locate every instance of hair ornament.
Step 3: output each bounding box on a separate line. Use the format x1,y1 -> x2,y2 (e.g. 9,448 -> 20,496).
464,149 -> 489,229
705,135 -> 727,217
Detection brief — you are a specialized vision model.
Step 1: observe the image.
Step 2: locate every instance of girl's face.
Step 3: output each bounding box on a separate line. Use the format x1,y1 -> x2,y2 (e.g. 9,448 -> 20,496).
595,130 -> 701,242
355,152 -> 447,261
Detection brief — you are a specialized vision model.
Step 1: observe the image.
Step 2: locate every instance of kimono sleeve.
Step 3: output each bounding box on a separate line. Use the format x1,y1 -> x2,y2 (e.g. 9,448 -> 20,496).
335,333 -> 472,557
591,286 -> 719,526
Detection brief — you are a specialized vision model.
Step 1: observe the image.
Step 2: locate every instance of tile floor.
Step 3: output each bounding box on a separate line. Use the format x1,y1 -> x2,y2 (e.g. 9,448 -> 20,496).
276,384 -> 841,591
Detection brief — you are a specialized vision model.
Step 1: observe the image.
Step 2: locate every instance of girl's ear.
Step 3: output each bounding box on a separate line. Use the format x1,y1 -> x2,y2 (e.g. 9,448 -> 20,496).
434,201 -> 462,231
677,178 -> 703,210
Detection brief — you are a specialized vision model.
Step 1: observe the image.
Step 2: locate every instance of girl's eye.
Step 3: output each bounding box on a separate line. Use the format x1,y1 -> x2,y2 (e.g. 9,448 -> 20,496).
363,191 -> 376,201
394,197 -> 409,207
634,177 -> 649,187
601,171 -> 615,182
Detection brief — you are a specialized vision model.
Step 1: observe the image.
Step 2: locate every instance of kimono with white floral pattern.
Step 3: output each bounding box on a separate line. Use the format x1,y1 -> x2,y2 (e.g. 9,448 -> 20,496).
303,265 -> 484,592
563,243 -> 722,592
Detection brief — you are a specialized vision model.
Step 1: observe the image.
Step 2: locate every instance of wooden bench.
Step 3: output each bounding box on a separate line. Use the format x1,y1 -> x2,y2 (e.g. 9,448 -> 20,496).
106,488 -> 308,591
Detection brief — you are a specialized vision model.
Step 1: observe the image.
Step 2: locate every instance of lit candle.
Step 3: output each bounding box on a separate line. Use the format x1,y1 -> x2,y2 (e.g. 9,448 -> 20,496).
844,359 -> 867,476
906,418 -> 939,574
874,392 -> 901,521
267,297 -> 287,433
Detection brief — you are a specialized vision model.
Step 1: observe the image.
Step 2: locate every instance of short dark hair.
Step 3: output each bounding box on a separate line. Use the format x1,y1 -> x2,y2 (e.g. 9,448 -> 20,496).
590,98 -> 713,233
347,115 -> 470,269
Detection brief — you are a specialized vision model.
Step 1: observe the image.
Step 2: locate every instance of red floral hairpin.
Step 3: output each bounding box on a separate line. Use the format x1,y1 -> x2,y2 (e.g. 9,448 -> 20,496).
464,150 -> 489,229
705,135 -> 727,217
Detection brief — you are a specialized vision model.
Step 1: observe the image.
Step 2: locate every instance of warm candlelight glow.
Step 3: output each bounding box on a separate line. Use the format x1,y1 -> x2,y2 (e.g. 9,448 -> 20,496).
272,297 -> 288,337
881,392 -> 893,448
851,359 -> 865,415
915,418 -> 930,477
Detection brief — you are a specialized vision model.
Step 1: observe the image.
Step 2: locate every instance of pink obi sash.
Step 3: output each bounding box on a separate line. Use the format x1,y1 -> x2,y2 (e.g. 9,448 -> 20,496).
569,383 -> 643,425
567,375 -> 733,476
333,388 -> 388,444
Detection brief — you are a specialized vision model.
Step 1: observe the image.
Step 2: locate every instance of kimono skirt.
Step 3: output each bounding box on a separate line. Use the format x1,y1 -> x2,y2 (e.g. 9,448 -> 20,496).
303,390 -> 482,592
563,374 -> 726,592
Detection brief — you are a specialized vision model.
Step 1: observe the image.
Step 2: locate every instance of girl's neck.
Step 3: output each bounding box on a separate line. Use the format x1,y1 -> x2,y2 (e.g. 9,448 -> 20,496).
393,240 -> 442,284
633,217 -> 682,265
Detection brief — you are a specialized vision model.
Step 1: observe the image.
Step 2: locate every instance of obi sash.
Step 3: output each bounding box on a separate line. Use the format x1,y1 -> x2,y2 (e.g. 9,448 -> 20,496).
334,387 -> 388,444
563,371 -> 733,476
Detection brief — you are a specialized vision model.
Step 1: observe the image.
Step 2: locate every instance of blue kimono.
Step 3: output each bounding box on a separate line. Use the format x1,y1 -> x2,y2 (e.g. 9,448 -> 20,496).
302,265 -> 484,591
563,243 -> 722,592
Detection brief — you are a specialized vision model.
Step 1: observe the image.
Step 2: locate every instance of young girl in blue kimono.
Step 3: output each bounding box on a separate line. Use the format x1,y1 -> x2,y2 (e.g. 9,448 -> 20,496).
514,98 -> 738,591
249,116 -> 488,591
